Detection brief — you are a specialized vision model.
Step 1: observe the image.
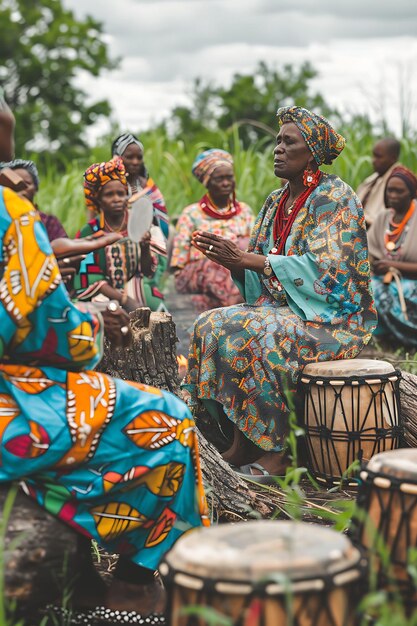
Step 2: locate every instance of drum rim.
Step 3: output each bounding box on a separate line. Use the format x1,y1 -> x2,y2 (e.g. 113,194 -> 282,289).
159,557 -> 366,595
299,370 -> 401,386
360,467 -> 417,492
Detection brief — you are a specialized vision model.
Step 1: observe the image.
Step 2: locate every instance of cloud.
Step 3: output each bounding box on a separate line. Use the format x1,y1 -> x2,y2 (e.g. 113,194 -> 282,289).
63,0 -> 417,137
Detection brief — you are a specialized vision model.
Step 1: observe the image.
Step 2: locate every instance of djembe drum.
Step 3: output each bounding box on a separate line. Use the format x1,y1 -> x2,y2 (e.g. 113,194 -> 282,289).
299,359 -> 402,486
352,449 -> 417,603
160,521 -> 366,626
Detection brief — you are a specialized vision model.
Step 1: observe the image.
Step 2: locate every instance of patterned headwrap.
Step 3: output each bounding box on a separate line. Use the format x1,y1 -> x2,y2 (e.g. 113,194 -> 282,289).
192,149 -> 234,187
111,133 -> 144,157
83,156 -> 127,211
276,106 -> 346,165
0,159 -> 40,189
387,165 -> 417,199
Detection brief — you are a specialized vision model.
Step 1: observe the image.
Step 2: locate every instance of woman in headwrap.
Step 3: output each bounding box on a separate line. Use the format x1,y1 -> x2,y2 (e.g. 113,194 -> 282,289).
170,149 -> 254,312
368,165 -> 417,347
185,106 -> 377,480
112,133 -> 168,311
74,157 -> 155,313
0,159 -> 67,241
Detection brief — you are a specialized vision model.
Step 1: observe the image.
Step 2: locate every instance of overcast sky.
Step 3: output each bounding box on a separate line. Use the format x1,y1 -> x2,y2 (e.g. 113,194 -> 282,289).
63,0 -> 417,137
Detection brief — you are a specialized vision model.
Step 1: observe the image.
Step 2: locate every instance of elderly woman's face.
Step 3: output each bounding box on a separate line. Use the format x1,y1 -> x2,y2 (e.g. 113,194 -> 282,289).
99,180 -> 128,219
386,177 -> 412,213
273,122 -> 312,180
207,164 -> 235,199
122,143 -> 145,178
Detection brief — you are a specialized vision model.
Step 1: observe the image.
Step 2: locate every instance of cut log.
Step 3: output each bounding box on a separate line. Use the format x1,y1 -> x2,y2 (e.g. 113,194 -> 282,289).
0,484 -> 78,613
399,370 -> 417,447
97,307 -> 180,393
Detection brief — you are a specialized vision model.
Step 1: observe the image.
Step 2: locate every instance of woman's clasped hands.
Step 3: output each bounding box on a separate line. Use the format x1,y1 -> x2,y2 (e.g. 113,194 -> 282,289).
192,230 -> 245,270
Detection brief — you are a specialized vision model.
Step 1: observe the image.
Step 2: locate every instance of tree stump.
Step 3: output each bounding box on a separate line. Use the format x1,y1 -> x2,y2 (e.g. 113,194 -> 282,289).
97,308 -> 180,393
0,484 -> 78,615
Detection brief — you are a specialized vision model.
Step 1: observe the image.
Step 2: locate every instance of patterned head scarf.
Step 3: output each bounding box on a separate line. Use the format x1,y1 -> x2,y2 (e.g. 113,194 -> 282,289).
111,133 -> 144,157
276,106 -> 345,165
192,149 -> 234,187
83,156 -> 127,211
387,165 -> 417,199
0,159 -> 40,189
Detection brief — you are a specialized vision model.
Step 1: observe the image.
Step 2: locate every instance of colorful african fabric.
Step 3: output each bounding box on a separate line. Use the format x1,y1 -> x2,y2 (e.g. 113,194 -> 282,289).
191,149 -> 234,187
74,217 -> 166,312
0,185 -> 208,570
368,198 -> 417,347
276,106 -> 345,165
184,173 -> 377,451
84,157 -> 127,212
170,200 -> 254,310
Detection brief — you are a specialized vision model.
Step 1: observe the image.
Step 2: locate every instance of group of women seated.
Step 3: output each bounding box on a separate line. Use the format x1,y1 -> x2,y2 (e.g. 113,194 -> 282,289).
1,97 -> 416,623
3,129 -> 416,353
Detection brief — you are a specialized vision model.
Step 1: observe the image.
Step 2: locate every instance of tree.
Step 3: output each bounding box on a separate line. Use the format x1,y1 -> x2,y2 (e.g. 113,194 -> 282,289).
0,0 -> 117,159
171,61 -> 334,146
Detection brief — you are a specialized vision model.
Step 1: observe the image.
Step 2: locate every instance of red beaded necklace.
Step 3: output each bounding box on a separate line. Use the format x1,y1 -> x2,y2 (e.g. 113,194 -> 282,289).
199,193 -> 242,220
272,176 -> 321,255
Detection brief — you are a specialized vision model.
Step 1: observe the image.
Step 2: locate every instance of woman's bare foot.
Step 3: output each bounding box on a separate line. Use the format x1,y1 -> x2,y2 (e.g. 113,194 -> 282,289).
248,451 -> 290,476
105,577 -> 166,615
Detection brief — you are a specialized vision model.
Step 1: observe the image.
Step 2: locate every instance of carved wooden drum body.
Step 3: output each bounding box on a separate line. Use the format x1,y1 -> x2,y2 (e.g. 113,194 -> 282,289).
353,449 -> 417,602
160,521 -> 365,626
300,359 -> 402,486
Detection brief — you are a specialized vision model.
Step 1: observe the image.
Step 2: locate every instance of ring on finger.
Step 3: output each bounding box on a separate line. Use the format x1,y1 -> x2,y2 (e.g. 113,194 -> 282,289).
120,325 -> 129,336
107,301 -> 119,313
208,244 -> 214,252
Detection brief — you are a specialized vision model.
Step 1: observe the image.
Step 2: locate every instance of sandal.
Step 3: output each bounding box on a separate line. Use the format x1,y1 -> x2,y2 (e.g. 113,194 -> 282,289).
93,606 -> 166,625
235,462 -> 282,485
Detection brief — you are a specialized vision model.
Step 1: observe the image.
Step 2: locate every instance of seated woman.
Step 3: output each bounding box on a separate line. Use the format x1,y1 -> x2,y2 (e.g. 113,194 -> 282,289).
74,157 -> 156,313
368,166 -> 417,347
0,158 -> 67,241
0,99 -> 207,623
184,106 -> 377,479
170,149 -> 254,312
112,133 -> 168,311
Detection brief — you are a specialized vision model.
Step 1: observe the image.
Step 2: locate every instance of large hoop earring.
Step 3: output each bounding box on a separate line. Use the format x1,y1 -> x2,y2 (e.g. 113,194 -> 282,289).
303,167 -> 321,188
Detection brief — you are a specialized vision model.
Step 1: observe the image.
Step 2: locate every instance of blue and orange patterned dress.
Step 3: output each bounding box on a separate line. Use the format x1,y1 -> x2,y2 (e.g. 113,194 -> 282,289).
0,186 -> 208,571
184,173 -> 377,452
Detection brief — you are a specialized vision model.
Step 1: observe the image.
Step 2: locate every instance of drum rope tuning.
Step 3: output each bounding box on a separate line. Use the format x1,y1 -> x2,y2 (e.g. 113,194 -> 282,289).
351,449 -> 417,607
299,361 -> 403,487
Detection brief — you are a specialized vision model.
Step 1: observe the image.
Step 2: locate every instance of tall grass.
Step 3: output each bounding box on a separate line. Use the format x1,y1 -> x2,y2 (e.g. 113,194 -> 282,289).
35,124 -> 417,238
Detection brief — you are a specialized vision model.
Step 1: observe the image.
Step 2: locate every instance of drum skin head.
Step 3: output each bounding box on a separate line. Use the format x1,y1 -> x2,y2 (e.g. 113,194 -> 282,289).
163,521 -> 361,583
367,448 -> 417,481
302,359 -> 395,378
